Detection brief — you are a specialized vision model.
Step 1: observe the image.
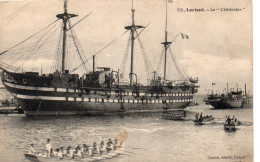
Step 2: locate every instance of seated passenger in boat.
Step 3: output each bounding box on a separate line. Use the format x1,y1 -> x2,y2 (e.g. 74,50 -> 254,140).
28,144 -> 37,155
230,119 -> 235,125
234,118 -> 237,124
107,139 -> 113,145
199,113 -> 203,121
53,148 -> 59,156
74,146 -> 83,158
92,142 -> 100,155
80,145 -> 84,153
99,141 -> 106,155
183,111 -> 186,117
85,145 -> 92,156
114,139 -> 120,150
106,142 -> 114,152
57,149 -> 63,159
60,147 -> 67,156
82,144 -> 87,152
67,146 -> 74,158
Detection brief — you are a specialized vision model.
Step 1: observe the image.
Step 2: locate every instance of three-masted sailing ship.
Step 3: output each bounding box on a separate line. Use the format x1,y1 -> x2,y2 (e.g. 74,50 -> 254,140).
0,0 -> 199,115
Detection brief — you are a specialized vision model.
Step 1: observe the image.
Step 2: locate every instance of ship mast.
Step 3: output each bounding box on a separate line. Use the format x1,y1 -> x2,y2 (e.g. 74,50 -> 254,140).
161,0 -> 172,80
125,0 -> 144,86
130,3 -> 135,86
56,0 -> 78,74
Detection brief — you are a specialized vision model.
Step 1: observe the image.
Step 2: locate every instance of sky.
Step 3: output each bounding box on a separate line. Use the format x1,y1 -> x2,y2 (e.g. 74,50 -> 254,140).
0,0 -> 253,94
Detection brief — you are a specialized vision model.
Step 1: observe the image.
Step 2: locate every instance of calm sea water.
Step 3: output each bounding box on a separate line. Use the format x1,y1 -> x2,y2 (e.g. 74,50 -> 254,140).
0,104 -> 253,162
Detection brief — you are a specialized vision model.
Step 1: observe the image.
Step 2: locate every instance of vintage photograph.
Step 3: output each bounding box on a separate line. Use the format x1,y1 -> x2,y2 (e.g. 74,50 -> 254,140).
0,0 -> 253,161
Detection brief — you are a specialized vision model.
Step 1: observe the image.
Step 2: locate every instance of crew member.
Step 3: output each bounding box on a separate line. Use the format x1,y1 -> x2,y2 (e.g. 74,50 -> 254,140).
46,139 -> 52,157
28,144 -> 37,155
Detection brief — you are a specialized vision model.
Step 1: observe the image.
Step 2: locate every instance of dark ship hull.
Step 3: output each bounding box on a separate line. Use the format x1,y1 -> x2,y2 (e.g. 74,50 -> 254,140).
204,98 -> 227,109
2,71 -> 197,115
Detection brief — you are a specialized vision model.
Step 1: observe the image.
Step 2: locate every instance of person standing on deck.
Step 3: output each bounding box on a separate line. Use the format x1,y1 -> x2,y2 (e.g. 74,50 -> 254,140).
46,139 -> 52,157
227,116 -> 231,125
195,113 -> 199,120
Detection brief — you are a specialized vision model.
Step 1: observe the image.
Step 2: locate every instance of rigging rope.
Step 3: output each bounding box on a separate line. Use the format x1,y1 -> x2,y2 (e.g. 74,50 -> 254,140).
15,22 -> 62,72
68,19 -> 89,73
6,22 -> 59,67
70,30 -> 129,73
135,30 -> 154,79
67,12 -> 93,31
155,33 -> 184,77
52,25 -> 63,72
155,47 -> 165,74
119,33 -> 131,79
169,47 -> 185,79
0,19 -> 59,56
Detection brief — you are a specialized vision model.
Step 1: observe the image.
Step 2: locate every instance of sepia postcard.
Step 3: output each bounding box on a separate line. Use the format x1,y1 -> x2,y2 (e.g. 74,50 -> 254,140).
0,0 -> 253,161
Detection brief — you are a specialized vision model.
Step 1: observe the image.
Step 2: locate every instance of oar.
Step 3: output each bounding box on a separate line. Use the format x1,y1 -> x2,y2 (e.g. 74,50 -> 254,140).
123,150 -> 136,154
120,152 -> 134,156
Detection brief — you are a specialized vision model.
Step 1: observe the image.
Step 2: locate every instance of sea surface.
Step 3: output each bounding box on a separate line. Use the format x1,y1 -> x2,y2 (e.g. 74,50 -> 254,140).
0,104 -> 253,162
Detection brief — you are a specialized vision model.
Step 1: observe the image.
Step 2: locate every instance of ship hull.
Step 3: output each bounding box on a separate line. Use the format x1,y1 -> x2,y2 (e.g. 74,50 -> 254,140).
204,99 -> 227,109
18,99 -> 190,115
3,78 -> 194,115
204,99 -> 243,109
225,100 -> 243,108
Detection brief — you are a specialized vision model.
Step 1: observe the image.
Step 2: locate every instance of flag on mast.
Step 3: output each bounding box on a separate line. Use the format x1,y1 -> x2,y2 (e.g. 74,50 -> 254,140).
181,33 -> 189,39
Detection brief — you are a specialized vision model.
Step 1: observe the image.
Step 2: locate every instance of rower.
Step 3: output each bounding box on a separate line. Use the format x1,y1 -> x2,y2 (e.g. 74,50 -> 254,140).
28,144 -> 37,155
60,147 -> 67,156
92,142 -> 100,155
83,144 -> 87,152
67,146 -> 74,158
74,146 -> 82,158
227,116 -> 231,125
195,113 -> 199,120
199,113 -> 203,121
53,148 -> 59,156
57,148 -> 63,159
86,145 -> 92,156
106,139 -> 114,152
107,139 -> 113,145
114,139 -> 120,150
99,141 -> 106,155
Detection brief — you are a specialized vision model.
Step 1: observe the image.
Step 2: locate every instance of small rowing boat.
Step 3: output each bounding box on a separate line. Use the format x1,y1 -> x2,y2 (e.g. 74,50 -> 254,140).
25,143 -> 125,162
193,116 -> 214,125
162,110 -> 186,120
224,124 -> 236,131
